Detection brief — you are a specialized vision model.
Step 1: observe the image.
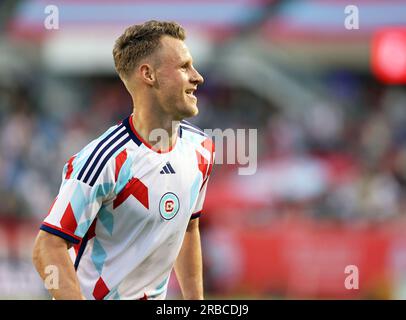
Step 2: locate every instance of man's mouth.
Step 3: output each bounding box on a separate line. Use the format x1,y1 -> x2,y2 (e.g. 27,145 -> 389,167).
185,88 -> 197,99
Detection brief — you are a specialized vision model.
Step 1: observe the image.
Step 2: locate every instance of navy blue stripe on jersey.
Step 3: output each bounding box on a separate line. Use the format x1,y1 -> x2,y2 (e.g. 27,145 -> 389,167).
167,162 -> 175,173
40,224 -> 81,244
163,165 -> 170,174
77,124 -> 124,181
83,129 -> 128,184
123,116 -> 142,146
89,136 -> 131,186
74,233 -> 89,270
190,211 -> 202,220
180,124 -> 207,137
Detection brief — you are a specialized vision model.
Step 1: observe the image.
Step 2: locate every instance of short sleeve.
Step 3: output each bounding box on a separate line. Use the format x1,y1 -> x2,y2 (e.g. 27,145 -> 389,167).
40,136 -> 119,243
40,177 -> 114,244
190,176 -> 211,220
40,123 -> 131,243
191,140 -> 215,220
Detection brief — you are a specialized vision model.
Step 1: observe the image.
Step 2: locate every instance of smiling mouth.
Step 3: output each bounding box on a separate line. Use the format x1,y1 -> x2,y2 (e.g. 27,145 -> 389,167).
185,88 -> 197,99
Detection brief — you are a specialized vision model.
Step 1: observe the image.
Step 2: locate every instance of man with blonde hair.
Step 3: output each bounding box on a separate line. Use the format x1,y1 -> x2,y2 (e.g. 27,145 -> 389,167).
33,20 -> 214,300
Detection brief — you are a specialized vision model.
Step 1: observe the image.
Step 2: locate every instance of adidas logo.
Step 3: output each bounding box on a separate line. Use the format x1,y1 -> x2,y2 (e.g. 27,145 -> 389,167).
160,162 -> 176,174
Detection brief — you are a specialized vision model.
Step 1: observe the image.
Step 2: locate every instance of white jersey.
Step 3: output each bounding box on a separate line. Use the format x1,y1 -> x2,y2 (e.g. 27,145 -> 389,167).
40,114 -> 214,300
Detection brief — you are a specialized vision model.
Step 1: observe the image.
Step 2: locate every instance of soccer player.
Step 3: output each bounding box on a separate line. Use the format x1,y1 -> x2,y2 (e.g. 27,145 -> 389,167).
32,20 -> 215,300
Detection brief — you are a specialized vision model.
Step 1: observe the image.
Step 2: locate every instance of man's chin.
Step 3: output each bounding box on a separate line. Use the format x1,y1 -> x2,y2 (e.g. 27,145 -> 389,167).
179,105 -> 199,119
190,105 -> 199,117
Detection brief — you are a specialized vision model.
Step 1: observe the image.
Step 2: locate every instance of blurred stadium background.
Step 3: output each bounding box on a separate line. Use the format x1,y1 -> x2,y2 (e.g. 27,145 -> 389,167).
1,0 -> 406,299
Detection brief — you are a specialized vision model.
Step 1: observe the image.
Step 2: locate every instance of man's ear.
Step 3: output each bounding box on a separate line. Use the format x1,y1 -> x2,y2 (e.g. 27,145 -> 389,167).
139,63 -> 156,86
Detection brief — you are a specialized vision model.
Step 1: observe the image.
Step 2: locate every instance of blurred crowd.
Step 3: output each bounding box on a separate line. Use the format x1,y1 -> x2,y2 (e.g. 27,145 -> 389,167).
0,78 -> 129,219
0,70 -> 405,225
1,0 -> 406,300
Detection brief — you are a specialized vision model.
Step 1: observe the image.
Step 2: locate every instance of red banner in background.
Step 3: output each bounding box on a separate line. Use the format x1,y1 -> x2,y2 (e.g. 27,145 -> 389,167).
203,218 -> 406,299
372,28 -> 406,84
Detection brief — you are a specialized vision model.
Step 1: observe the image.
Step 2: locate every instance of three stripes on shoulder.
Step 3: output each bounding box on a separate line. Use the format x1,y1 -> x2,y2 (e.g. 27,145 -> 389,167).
77,124 -> 130,187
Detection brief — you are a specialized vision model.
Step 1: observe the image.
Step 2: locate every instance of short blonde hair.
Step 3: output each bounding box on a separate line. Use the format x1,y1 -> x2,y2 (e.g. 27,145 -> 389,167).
113,20 -> 186,79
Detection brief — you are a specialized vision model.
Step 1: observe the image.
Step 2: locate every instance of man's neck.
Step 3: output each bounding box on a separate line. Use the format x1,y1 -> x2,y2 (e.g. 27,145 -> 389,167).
131,108 -> 180,152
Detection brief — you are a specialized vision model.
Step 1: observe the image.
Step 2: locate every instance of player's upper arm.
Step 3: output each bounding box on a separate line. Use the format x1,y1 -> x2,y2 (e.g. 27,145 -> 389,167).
34,230 -> 72,252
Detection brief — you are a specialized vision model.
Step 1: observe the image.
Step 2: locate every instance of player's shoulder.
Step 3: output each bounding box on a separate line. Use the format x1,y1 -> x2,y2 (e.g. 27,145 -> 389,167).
62,120 -> 132,186
75,121 -> 127,161
180,120 -> 215,151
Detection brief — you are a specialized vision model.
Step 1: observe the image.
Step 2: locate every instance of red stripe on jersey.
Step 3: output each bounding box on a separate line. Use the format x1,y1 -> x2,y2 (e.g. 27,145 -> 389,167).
60,203 -> 77,234
201,138 -> 215,158
93,277 -> 110,300
87,218 -> 97,240
113,177 -> 149,209
115,149 -> 127,181
65,156 -> 76,179
41,222 -> 82,242
202,137 -> 214,160
195,150 -> 209,181
200,138 -> 215,186
73,239 -> 81,256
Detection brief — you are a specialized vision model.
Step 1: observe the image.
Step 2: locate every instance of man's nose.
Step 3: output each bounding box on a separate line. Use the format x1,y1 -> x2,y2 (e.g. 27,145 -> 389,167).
191,67 -> 204,85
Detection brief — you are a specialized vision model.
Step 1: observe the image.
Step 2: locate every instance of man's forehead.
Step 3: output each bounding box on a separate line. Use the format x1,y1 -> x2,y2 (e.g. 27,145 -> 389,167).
158,36 -> 192,61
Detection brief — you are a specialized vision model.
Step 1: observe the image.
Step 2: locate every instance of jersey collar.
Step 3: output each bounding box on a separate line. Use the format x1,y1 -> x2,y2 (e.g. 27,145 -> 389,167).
123,115 -> 180,154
